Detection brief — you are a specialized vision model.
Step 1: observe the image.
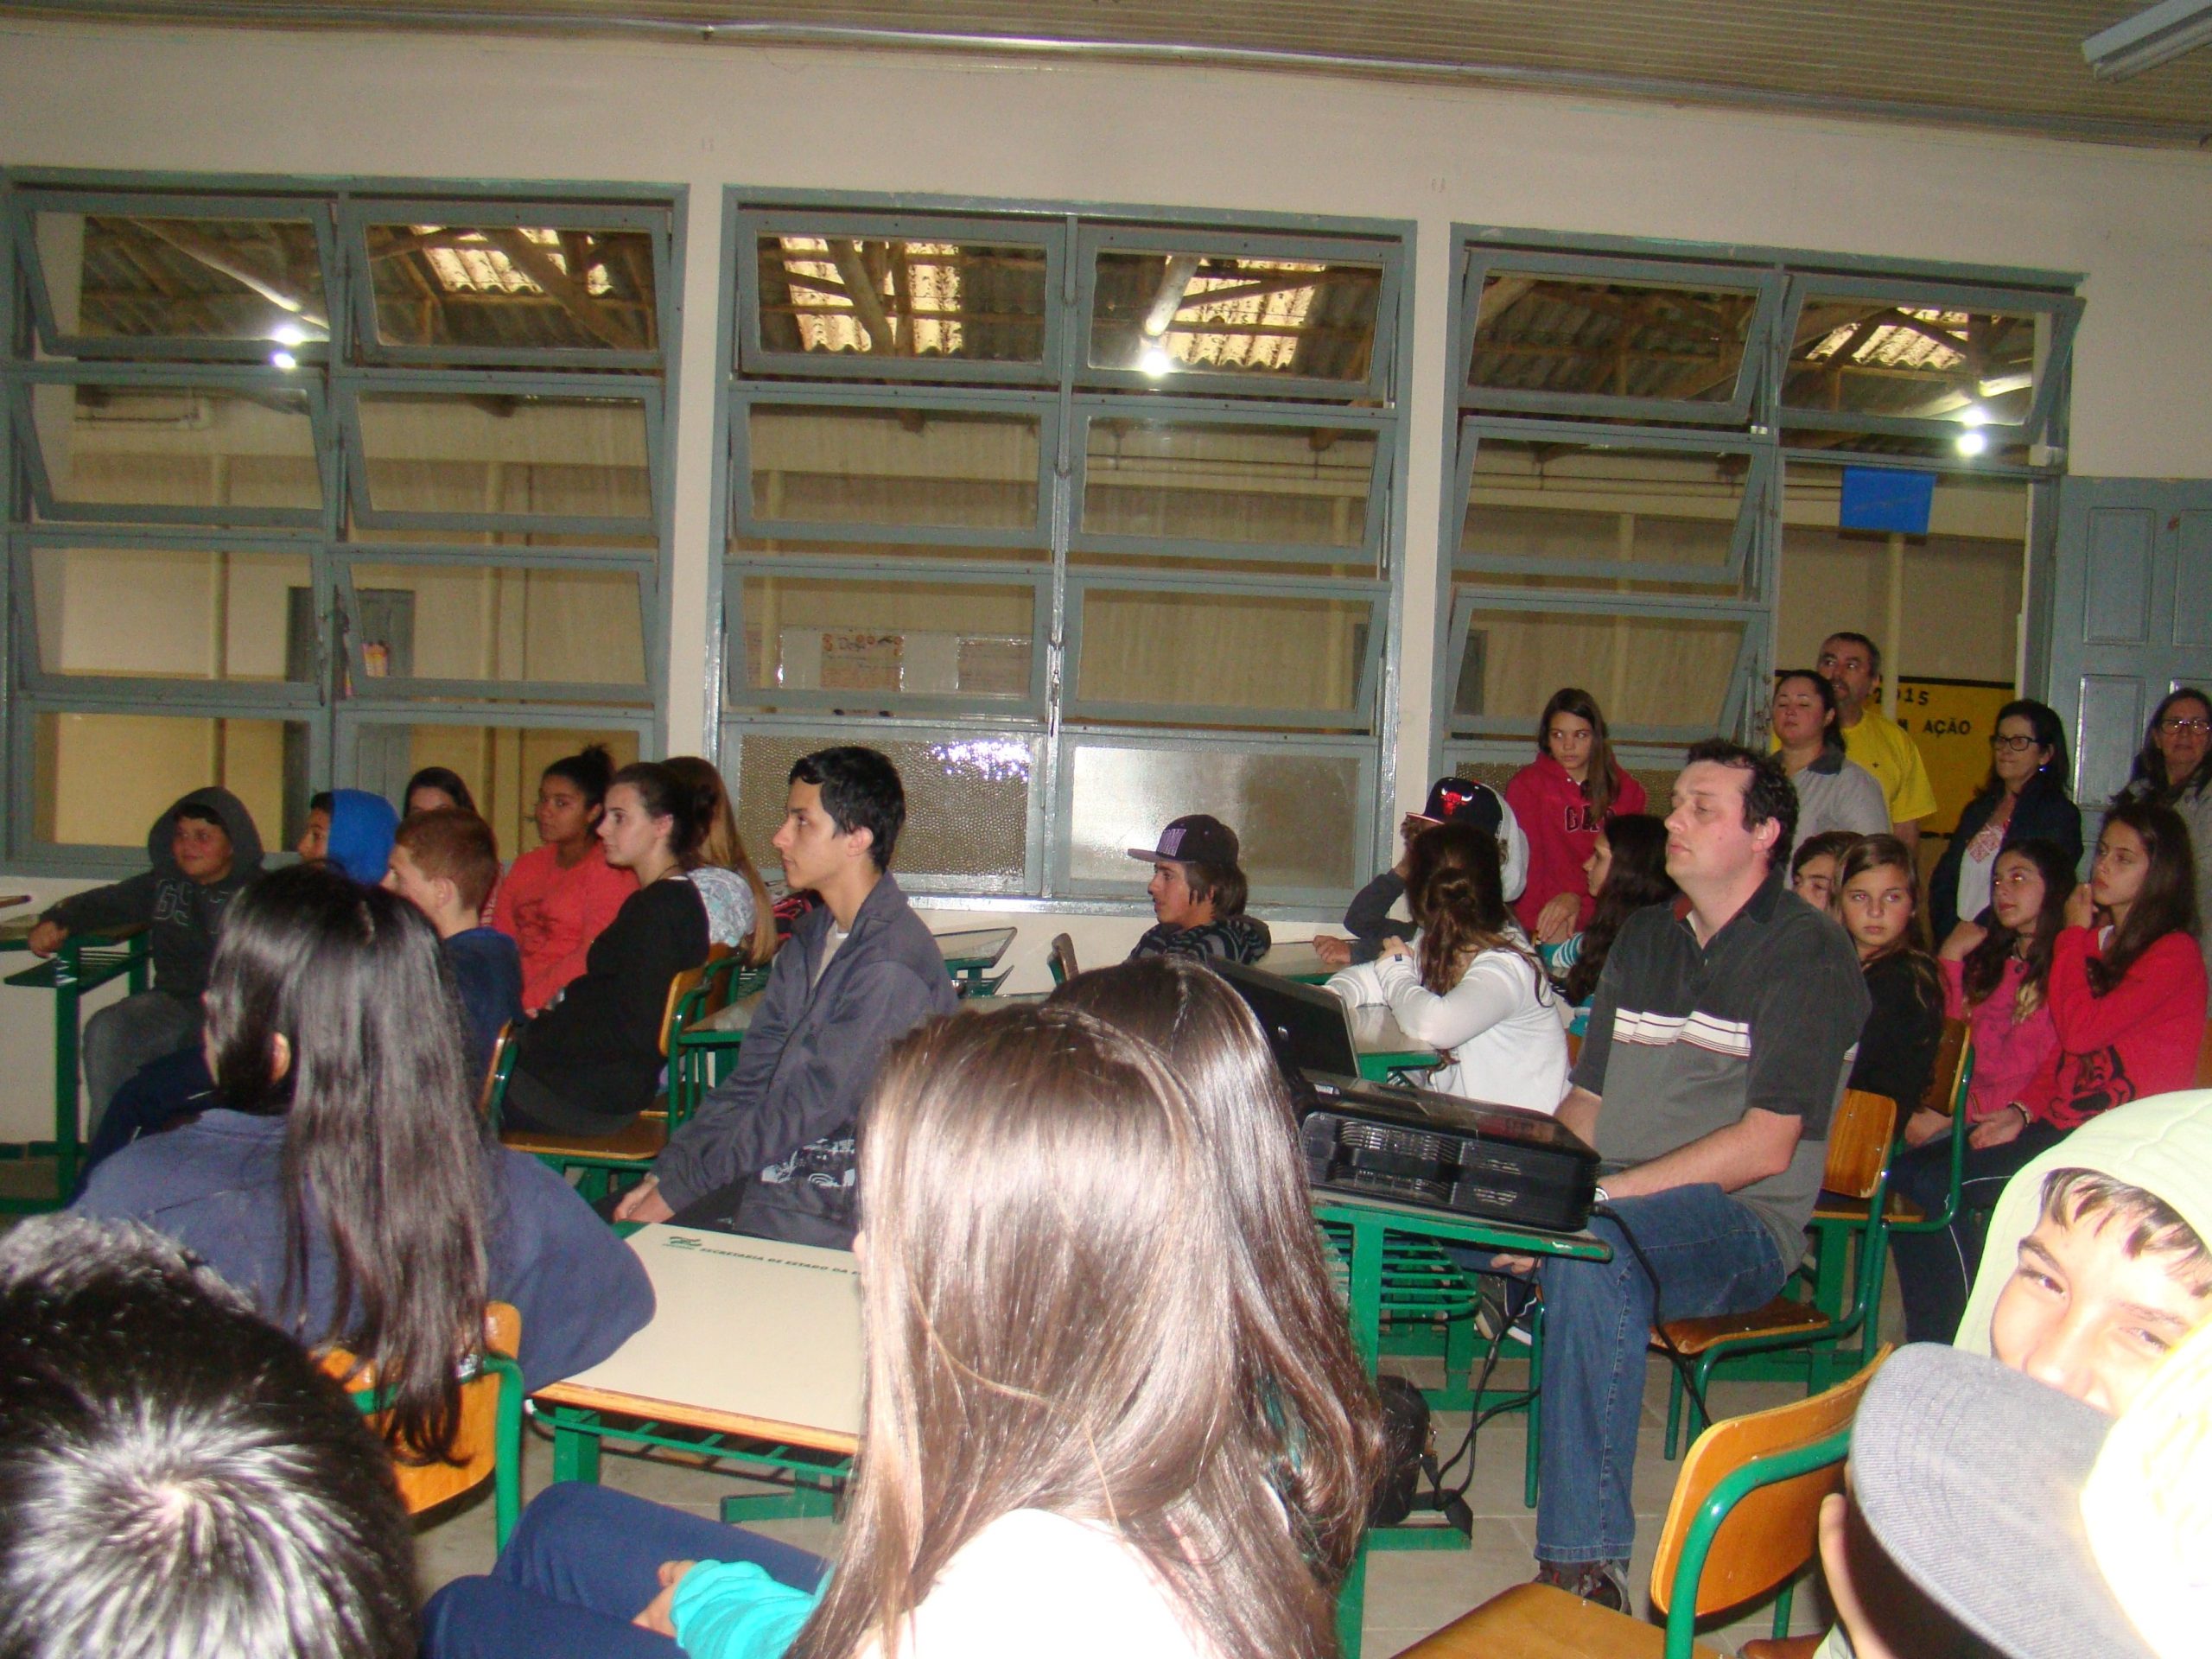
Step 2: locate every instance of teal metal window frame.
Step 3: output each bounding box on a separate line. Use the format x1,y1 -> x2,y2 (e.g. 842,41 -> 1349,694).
717,189 -> 1413,912
3,168 -> 683,874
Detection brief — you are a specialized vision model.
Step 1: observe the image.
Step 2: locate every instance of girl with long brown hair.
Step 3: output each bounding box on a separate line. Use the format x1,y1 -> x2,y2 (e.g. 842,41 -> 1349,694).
1325,820 -> 1567,1112
1506,687 -> 1649,946
423,1003 -> 1383,1659
664,754 -> 778,965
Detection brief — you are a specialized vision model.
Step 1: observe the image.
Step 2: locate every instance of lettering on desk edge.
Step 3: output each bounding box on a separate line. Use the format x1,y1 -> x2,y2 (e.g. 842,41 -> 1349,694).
651,1233 -> 856,1277
1608,1008 -> 1751,1059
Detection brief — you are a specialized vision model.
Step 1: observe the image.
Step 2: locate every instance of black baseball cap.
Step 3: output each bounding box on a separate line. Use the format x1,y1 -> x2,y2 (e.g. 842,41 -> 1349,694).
1413,776 -> 1503,834
1128,814 -> 1241,868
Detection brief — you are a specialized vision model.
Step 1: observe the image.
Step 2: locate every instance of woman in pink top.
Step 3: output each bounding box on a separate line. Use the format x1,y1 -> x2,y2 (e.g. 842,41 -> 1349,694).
1505,687 -> 1648,945
490,744 -> 637,1013
1922,836 -> 2075,1142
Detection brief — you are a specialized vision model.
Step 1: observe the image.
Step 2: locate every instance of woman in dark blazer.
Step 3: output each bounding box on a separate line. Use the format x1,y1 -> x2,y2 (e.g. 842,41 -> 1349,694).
1929,698 -> 2083,944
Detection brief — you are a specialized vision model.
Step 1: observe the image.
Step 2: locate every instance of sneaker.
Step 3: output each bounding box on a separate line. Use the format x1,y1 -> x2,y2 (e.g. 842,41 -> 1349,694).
1533,1558 -> 1631,1614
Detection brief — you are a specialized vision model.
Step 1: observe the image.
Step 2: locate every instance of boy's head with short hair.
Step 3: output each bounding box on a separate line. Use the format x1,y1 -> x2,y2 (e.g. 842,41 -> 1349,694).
169,803 -> 235,887
1988,1166 -> 2212,1416
384,808 -> 499,937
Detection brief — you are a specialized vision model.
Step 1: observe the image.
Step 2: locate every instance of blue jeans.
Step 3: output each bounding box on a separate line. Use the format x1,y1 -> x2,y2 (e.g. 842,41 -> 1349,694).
1886,1119 -> 2069,1344
421,1484 -> 828,1659
80,989 -> 200,1136
1535,1185 -> 1787,1565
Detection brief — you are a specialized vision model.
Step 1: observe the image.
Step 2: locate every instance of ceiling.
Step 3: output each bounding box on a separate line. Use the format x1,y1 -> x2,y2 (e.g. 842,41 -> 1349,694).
10,0 -> 2212,149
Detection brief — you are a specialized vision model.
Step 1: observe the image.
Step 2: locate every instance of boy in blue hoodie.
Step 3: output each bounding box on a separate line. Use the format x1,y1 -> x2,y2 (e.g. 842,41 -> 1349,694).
296,788 -> 401,887
29,787 -> 264,1130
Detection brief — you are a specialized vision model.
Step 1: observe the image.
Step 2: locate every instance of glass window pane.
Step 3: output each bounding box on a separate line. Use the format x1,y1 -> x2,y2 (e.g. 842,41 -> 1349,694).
1781,428 -> 2031,467
754,232 -> 1047,366
35,384 -> 321,512
31,545 -> 312,682
1075,589 -> 1370,724
1089,249 -> 1382,385
346,722 -> 642,866
1451,606 -> 1746,731
32,711 -> 302,848
362,219 -> 658,354
745,404 -> 1040,533
1066,743 -> 1362,893
728,730 -> 1034,892
1461,435 -> 1751,594
1784,294 -> 2044,428
36,211 -> 327,348
736,575 -> 1036,704
344,563 -> 645,691
1081,418 -> 1375,551
353,393 -> 651,522
1467,270 -> 1758,403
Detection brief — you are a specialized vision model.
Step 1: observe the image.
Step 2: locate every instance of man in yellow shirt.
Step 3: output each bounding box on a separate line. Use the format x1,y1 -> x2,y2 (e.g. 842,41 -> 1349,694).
1818,632 -> 1938,851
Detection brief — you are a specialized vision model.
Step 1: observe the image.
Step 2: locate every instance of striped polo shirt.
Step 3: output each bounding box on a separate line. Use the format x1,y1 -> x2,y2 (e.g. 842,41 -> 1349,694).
1570,866 -> 1871,1265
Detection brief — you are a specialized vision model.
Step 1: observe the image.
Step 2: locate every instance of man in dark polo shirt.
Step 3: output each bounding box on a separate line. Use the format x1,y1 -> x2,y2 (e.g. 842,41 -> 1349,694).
1529,737 -> 1869,1611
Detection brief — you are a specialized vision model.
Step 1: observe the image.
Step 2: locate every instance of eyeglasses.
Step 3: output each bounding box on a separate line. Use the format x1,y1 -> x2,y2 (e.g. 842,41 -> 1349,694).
1988,734 -> 2043,753
2158,716 -> 2212,735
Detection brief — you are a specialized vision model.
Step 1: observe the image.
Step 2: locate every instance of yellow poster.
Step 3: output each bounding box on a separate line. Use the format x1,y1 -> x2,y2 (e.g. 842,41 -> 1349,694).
1891,678 -> 2014,836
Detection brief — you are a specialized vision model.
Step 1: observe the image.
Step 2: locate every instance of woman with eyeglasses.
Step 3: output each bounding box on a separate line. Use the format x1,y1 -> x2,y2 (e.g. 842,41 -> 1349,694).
2117,686 -> 2212,974
1929,698 -> 2083,944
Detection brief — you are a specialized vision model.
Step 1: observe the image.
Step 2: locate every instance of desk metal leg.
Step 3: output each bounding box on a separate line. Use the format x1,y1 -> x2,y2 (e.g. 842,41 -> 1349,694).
51,953 -> 82,1204
550,1410 -> 603,1484
1346,1217 -> 1384,1370
1337,1537 -> 1368,1659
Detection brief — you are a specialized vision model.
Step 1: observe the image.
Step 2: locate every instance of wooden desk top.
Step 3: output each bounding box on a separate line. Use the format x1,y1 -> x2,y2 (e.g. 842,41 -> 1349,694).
533,1225 -> 862,1455
932,925 -> 1016,969
1255,942 -> 1337,983
1348,1005 -> 1437,1064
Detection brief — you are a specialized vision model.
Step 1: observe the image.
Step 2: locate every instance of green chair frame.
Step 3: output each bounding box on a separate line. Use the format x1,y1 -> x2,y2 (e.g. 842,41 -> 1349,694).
348,1348 -> 526,1549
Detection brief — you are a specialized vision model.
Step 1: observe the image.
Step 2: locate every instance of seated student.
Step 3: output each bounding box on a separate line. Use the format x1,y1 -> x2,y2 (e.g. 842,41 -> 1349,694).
1126,814 -> 1272,965
1810,1090 -> 2212,1659
664,753 -> 778,964
1325,820 -> 1567,1113
28,787 -> 264,1128
296,787 -> 400,887
1889,801 -> 2209,1343
74,864 -> 653,1398
493,743 -> 637,1014
0,1216 -> 417,1659
1771,667 -> 1891,854
1310,775 -> 1529,968
1928,696 -> 2082,942
1832,834 -> 1948,1114
613,747 -> 957,1244
1541,812 -> 1676,1036
384,807 -> 523,1081
1790,828 -> 1860,912
404,764 -> 478,817
1509,686 -> 1649,947
1910,837 -> 2075,1148
502,764 -> 710,1139
424,1005 -> 1385,1659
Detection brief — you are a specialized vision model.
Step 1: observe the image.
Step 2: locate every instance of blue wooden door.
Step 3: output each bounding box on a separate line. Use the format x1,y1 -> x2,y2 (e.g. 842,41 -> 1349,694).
2048,479 -> 2212,852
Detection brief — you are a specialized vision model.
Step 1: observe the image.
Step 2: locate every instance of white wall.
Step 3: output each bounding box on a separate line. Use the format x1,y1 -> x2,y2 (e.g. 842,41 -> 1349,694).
3,20 -> 2209,1135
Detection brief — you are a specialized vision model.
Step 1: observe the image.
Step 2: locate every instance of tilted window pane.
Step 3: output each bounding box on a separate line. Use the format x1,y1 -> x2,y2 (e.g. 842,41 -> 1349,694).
362,220 -> 658,354
1461,435 -> 1751,595
735,575 -> 1036,705
1090,250 -> 1381,385
344,563 -> 646,692
728,730 -> 1034,891
35,384 -> 321,512
1450,605 -> 1747,731
31,545 -> 312,682
33,711 -> 303,849
1784,294 -> 2044,428
745,404 -> 1041,534
34,211 -> 328,349
754,233 -> 1047,366
1081,418 -> 1376,555
344,722 -> 642,865
1074,588 -> 1372,726
1065,743 -> 1363,893
353,392 -> 651,522
1467,272 -> 1758,404
1780,427 -> 2031,466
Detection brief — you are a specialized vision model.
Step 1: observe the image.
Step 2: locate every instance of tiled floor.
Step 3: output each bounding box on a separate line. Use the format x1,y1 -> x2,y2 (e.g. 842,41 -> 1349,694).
417,1306 -> 1887,1656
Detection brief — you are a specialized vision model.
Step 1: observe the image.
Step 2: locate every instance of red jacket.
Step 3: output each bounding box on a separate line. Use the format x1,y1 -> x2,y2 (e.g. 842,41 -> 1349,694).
491,842 -> 639,1014
2019,926 -> 2209,1131
1504,753 -> 1649,934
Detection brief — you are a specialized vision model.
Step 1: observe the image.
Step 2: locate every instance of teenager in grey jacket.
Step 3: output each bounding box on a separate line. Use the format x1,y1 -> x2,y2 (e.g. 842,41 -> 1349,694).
614,748 -> 957,1248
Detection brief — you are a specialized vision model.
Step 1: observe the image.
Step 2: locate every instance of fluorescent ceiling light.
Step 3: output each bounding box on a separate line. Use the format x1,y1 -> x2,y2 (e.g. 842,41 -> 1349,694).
2083,0 -> 2212,81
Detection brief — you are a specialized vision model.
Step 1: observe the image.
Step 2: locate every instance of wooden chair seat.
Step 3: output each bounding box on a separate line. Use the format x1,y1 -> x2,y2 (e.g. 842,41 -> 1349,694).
1738,1638 -> 1822,1659
500,1115 -> 666,1164
1657,1295 -> 1828,1356
1389,1582 -> 1726,1659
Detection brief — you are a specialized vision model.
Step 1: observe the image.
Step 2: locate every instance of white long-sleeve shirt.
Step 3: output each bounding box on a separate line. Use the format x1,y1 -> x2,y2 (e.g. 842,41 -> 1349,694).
1326,940 -> 1568,1113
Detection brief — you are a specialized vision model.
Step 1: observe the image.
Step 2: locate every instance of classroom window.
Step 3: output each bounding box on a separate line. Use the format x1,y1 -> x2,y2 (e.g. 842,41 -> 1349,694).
3,174 -> 677,870
721,199 -> 1406,904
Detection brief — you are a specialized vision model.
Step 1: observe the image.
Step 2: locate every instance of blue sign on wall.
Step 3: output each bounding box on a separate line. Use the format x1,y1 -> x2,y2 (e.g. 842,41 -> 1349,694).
1839,467 -> 1936,536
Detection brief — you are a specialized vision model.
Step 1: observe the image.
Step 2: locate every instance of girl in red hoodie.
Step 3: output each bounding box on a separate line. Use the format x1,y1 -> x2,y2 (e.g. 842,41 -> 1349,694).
1889,798 -> 2208,1340
1505,687 -> 1648,944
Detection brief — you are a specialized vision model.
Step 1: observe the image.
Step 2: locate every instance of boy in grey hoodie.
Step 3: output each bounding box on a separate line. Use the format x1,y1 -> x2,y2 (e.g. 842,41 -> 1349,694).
29,787 -> 264,1128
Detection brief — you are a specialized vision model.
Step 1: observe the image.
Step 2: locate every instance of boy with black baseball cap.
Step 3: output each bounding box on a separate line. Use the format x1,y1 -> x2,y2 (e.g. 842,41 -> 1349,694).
1312,775 -> 1528,968
1126,814 -> 1271,965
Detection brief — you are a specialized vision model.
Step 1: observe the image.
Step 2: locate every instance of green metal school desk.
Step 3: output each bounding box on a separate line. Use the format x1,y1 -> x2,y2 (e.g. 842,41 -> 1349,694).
0,915 -> 151,1211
